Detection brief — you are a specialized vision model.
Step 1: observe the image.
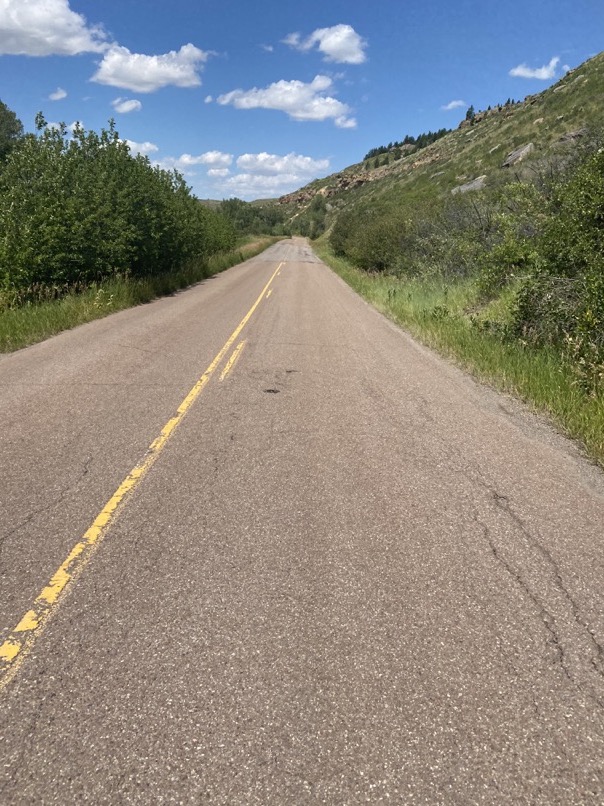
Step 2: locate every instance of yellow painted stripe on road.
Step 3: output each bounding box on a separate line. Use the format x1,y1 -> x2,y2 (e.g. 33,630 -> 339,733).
0,261 -> 284,692
219,341 -> 246,382
0,641 -> 20,663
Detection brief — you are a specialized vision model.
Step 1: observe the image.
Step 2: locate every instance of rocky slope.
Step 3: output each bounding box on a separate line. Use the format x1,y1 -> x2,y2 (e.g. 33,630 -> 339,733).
278,54 -> 603,216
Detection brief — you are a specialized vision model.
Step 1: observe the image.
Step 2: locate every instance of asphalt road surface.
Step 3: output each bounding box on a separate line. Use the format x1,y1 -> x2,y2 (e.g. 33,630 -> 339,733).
1,238 -> 604,804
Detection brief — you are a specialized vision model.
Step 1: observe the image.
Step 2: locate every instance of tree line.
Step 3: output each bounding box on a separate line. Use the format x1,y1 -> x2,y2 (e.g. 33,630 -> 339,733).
218,197 -> 287,235
0,102 -> 236,305
364,129 -> 451,161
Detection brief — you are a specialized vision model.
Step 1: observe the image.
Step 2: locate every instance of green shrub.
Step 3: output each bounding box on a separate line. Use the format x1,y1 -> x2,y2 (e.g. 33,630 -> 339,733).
511,148 -> 604,392
0,118 -> 235,297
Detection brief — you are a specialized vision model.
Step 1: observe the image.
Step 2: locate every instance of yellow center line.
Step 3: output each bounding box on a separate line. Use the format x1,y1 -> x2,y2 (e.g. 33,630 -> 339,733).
219,340 -> 246,382
0,260 -> 285,692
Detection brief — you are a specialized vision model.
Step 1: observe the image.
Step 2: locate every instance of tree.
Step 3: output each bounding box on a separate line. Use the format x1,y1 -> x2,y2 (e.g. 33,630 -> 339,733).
0,118 -> 235,293
0,100 -> 23,161
465,105 -> 475,123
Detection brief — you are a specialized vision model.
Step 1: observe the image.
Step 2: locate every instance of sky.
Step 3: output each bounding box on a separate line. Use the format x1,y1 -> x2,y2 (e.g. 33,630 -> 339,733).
0,0 -> 602,201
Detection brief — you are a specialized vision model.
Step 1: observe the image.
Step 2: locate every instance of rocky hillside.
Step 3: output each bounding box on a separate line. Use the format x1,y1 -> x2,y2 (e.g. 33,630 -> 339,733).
279,52 -> 603,217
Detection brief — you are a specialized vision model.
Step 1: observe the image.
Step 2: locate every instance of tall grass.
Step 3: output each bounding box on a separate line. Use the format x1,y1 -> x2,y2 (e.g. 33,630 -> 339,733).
315,240 -> 604,467
0,236 -> 282,353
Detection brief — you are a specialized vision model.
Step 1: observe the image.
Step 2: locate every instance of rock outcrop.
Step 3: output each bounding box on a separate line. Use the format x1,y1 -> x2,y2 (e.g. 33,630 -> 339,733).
559,127 -> 588,142
502,143 -> 535,167
279,171 -> 370,206
451,175 -> 487,194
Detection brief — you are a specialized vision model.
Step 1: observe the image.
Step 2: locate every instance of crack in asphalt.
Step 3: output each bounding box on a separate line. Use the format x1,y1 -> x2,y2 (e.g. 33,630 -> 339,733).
474,513 -> 573,681
488,488 -> 604,680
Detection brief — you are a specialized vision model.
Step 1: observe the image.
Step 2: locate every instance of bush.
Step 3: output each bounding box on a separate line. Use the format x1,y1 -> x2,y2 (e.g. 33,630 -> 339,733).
0,118 -> 235,297
511,147 -> 604,392
330,205 -> 405,272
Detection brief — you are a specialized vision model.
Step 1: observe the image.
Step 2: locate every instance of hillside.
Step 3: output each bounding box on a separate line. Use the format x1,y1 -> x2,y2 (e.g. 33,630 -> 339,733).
279,51 -> 604,220
275,51 -> 604,467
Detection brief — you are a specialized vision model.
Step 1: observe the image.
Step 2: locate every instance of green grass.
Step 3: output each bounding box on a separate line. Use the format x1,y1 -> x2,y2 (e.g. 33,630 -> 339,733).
315,240 -> 604,468
0,236 -> 282,353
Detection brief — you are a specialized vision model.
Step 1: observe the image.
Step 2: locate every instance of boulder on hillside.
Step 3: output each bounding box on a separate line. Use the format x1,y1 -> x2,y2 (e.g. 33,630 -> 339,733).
559,127 -> 588,142
451,175 -> 487,194
502,143 -> 535,167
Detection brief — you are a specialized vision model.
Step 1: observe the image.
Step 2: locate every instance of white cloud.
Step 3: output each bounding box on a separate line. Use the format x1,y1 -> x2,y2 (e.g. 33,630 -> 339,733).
217,74 -> 356,128
509,56 -> 560,80
160,151 -> 233,174
209,150 -> 331,200
125,140 -> 159,156
335,115 -> 357,129
183,151 -> 233,167
0,0 -> 108,56
236,152 -> 329,176
221,173 -> 302,197
207,168 -> 230,177
112,97 -> 142,114
441,99 -> 466,111
261,44 -> 274,53
283,24 -> 367,64
204,95 -> 213,103
49,87 -> 67,101
92,43 -> 210,92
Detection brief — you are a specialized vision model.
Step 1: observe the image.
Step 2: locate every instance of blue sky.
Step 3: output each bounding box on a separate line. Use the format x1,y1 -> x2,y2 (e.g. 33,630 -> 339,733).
1,0 -> 602,200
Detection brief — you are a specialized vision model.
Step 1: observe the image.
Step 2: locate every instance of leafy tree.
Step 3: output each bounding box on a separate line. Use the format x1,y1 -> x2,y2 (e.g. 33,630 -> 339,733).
0,118 -> 235,294
0,99 -> 23,161
219,197 -> 285,235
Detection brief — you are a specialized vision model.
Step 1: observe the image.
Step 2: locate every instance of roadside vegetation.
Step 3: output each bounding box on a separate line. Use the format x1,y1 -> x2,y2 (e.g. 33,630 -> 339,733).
316,243 -> 604,467
326,134 -> 604,397
0,234 -> 281,352
311,131 -> 604,465
0,107 -> 280,351
286,53 -> 604,466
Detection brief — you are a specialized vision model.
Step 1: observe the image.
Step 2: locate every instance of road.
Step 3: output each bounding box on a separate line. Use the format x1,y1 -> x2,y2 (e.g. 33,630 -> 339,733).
1,238 -> 604,803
